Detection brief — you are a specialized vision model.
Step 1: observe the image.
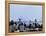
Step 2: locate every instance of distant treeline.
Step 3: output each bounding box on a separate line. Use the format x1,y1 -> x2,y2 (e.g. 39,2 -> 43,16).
9,18 -> 42,32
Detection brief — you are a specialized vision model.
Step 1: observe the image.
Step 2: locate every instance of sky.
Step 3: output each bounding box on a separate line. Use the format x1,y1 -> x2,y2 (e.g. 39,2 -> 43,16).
10,4 -> 42,22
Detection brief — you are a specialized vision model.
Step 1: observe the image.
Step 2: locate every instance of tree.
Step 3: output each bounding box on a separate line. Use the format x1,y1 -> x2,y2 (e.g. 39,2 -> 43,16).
10,20 -> 14,25
10,20 -> 14,32
34,19 -> 37,28
19,18 -> 21,22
